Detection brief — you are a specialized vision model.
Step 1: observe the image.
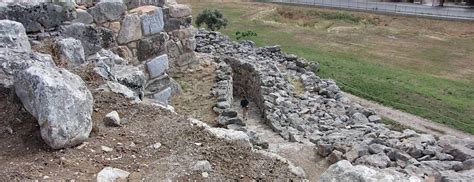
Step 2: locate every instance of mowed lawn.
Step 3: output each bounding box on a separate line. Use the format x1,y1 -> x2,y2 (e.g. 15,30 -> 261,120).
179,1 -> 474,134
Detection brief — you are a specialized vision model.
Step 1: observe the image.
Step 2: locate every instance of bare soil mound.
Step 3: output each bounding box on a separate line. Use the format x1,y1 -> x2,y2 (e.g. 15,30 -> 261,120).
0,77 -> 298,180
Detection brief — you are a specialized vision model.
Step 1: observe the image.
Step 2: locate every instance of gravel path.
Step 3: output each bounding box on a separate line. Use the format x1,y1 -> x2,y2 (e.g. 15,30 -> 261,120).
233,98 -> 330,181
343,92 -> 472,139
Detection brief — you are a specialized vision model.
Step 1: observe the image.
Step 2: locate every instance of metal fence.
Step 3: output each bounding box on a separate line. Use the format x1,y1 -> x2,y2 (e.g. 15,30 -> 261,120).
271,0 -> 474,20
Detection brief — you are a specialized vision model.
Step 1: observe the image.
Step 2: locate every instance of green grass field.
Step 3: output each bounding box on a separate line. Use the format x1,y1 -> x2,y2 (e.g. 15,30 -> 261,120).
181,1 -> 474,134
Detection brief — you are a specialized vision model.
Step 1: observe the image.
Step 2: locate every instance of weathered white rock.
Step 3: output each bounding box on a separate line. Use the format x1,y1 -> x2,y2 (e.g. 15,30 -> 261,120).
97,167 -> 130,182
14,64 -> 93,149
351,112 -> 369,124
169,4 -> 192,18
320,160 -> 421,182
104,111 -> 121,127
189,118 -> 250,144
355,153 -> 391,168
328,150 -> 344,164
140,7 -> 164,35
192,160 -> 212,172
152,87 -> 171,105
368,115 -> 382,122
439,135 -> 474,162
105,81 -> 139,101
289,165 -> 307,178
439,169 -> 474,182
146,54 -> 169,79
151,142 -> 162,149
101,145 -> 114,152
88,2 -> 127,24
0,52 -> 55,88
117,14 -> 142,44
0,20 -> 31,52
55,38 -> 86,67
72,9 -> 94,24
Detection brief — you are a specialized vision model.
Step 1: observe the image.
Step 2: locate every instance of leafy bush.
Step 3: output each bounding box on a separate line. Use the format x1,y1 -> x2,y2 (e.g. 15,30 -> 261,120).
196,9 -> 228,31
235,30 -> 257,40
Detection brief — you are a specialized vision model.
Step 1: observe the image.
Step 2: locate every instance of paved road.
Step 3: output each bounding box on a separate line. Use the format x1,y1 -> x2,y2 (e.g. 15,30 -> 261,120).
272,0 -> 474,20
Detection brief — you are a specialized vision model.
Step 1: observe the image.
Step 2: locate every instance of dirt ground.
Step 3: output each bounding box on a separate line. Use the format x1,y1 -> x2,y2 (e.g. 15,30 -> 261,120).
0,70 -> 299,181
171,53 -> 219,126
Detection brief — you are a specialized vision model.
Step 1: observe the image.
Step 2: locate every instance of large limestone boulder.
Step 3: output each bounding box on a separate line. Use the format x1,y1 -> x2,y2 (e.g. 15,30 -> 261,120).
0,20 -> 31,52
14,64 -> 93,149
88,2 -> 127,24
55,38 -> 86,68
1,52 -> 55,89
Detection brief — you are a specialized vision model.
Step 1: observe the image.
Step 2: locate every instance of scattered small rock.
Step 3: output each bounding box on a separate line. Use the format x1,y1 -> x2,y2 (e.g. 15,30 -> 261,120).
192,160 -> 212,172
97,167 -> 130,182
101,146 -> 113,152
151,143 -> 162,149
104,111 -> 121,127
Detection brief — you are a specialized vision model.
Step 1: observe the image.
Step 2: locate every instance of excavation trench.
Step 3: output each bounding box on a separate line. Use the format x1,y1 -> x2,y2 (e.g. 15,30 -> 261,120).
224,58 -> 330,181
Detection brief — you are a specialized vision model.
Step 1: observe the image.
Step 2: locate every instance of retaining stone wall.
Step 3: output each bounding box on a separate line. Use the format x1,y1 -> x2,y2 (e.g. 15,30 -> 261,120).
0,0 -> 196,106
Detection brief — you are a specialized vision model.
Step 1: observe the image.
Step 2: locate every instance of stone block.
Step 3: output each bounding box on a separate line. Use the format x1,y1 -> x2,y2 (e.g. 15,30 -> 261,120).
140,7 -> 164,36
117,14 -> 142,44
152,87 -> 171,106
88,2 -> 127,24
146,54 -> 169,79
137,33 -> 166,62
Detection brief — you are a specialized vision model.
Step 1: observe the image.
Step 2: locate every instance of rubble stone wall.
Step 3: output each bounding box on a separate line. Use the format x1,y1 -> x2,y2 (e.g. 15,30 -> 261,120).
225,58 -> 264,113
197,29 -> 474,181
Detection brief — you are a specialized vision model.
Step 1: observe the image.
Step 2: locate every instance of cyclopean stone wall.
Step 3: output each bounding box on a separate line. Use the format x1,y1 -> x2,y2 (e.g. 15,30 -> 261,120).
0,0 -> 196,106
197,29 -> 474,181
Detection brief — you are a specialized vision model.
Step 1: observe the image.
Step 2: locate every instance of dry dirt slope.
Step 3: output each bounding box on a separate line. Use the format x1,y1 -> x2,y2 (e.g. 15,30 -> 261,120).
0,76 -> 299,180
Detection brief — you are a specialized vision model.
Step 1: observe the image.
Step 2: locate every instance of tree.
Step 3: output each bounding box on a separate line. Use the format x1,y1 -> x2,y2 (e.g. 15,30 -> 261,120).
195,9 -> 228,31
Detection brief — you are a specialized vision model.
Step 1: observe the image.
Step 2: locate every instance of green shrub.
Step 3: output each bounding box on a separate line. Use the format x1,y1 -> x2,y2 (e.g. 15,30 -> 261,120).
235,30 -> 257,40
196,9 -> 228,31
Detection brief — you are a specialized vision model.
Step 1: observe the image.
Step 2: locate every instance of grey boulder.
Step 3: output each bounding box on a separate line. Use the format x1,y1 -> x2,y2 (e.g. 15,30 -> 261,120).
1,52 -> 55,88
55,38 -> 86,67
72,9 -> 94,24
97,167 -> 130,182
88,2 -> 127,24
320,160 -> 421,182
14,64 -> 93,149
0,20 -> 31,52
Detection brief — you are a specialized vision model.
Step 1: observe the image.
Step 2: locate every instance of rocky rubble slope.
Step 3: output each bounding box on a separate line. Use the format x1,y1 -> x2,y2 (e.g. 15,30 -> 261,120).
195,29 -> 474,181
